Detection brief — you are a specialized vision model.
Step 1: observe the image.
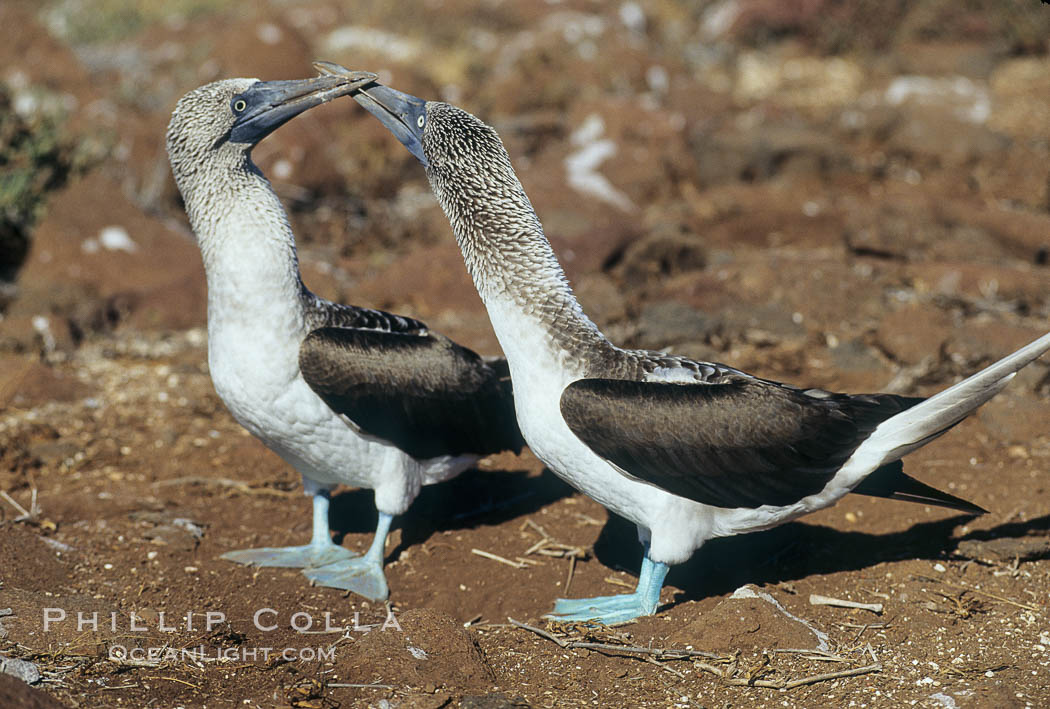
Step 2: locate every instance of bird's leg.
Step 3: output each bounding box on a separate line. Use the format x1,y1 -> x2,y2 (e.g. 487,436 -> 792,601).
546,548 -> 669,624
302,511 -> 393,602
220,487 -> 358,568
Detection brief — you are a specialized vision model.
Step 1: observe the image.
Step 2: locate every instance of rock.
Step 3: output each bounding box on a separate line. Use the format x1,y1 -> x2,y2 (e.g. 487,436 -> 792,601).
845,201 -> 1003,264
844,201 -> 945,261
634,301 -> 720,350
691,123 -> 850,186
875,305 -> 953,365
885,101 -> 1010,168
138,516 -> 205,553
132,511 -> 206,551
955,537 -> 1050,563
0,654 -> 40,684
614,224 -> 707,286
946,319 -> 1044,364
824,338 -> 893,392
26,440 -> 80,467
719,302 -> 806,344
460,693 -> 531,709
829,338 -> 884,373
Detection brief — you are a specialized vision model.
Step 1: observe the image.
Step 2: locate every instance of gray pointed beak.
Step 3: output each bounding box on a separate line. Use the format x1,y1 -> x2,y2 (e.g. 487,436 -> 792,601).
229,70 -> 377,145
352,84 -> 429,167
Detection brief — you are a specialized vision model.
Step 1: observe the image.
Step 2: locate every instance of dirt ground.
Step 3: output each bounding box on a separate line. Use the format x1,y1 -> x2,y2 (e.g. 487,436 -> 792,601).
3,1 -> 1050,707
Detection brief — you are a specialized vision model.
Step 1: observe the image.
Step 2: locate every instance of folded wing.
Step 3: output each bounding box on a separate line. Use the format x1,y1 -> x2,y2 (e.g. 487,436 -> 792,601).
301,327 -> 524,460
560,377 -> 920,508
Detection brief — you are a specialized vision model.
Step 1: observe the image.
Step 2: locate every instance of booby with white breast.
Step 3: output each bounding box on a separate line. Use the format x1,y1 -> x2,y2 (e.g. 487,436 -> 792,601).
165,70 -> 523,601
346,75 -> 1050,623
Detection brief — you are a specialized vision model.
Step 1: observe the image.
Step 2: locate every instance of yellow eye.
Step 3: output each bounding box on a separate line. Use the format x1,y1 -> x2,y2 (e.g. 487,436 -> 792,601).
233,99 -> 247,113
416,115 -> 425,129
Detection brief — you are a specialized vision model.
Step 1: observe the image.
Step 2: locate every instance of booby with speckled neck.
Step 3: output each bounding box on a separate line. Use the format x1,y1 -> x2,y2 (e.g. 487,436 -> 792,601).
346,73 -> 1050,623
165,70 -> 523,601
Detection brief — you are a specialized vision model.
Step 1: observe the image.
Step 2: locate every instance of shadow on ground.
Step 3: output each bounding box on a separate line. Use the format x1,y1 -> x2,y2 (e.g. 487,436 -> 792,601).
590,507 -> 1050,605
327,466 -> 574,560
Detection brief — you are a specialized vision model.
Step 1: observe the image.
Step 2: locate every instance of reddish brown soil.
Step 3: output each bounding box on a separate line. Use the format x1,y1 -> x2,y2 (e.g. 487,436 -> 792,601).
2,1 -> 1050,707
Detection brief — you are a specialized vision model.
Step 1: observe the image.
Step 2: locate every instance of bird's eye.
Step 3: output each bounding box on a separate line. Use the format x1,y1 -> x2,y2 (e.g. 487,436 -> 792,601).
416,115 -> 425,129
232,99 -> 247,113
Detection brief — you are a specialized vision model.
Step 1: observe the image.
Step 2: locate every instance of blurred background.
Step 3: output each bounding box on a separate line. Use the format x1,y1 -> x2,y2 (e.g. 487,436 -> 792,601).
3,2 -> 1050,705
3,0 -> 1050,384
6,0 -> 1050,380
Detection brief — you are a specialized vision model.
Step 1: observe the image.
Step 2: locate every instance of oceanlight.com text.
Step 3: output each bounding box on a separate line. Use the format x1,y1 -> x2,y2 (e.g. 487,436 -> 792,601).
109,645 -> 337,663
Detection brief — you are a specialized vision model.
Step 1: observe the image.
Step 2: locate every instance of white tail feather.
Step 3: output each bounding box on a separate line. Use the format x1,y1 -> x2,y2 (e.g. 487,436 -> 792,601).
852,331 -> 1050,472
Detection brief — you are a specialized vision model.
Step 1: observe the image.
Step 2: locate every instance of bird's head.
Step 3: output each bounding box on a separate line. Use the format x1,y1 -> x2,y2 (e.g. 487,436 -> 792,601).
349,81 -> 512,178
166,71 -> 376,189
347,76 -> 550,296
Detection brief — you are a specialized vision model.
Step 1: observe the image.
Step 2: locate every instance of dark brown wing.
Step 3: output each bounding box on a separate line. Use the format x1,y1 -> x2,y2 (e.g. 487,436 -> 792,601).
300,327 -> 523,460
560,377 -> 920,509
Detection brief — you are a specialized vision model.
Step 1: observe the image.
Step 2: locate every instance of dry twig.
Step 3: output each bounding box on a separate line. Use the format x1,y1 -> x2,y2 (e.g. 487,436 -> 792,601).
507,617 -> 568,647
912,575 -> 1041,612
509,617 -> 726,660
510,616 -> 882,690
472,548 -> 529,569
809,594 -> 883,614
1,489 -> 30,518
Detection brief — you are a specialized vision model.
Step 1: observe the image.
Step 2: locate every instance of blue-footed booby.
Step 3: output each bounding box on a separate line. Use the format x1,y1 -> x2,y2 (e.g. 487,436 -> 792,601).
165,71 -> 523,601
347,75 -> 1050,623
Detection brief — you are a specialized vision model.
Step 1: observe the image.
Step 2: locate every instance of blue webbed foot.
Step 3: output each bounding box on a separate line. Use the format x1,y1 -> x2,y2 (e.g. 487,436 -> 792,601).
223,486 -> 353,569
221,542 -> 357,569
546,596 -> 657,625
546,555 -> 670,624
304,557 -> 390,601
304,511 -> 394,602
551,593 -> 645,616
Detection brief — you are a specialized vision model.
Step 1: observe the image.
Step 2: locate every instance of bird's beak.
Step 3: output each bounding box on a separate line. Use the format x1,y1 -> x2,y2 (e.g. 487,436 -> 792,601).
310,61 -> 429,166
229,70 -> 377,145
351,84 -> 430,167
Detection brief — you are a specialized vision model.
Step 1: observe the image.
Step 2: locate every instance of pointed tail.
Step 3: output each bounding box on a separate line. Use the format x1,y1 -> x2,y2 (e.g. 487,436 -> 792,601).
851,461 -> 987,514
853,331 -> 1050,471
